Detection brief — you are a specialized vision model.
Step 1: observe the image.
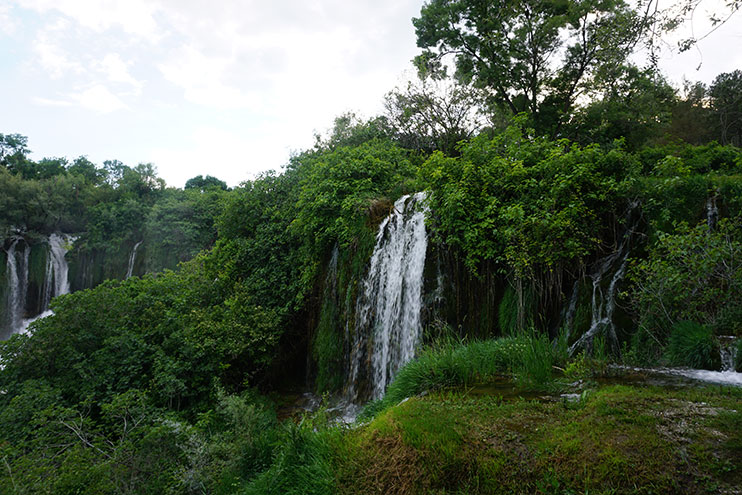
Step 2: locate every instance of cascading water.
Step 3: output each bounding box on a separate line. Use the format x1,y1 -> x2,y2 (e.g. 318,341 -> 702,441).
347,192 -> 428,401
3,233 -> 75,338
706,195 -> 718,231
3,238 -> 29,339
719,336 -> 738,372
569,206 -> 639,355
126,241 -> 143,279
561,280 -> 579,341
41,233 -> 73,309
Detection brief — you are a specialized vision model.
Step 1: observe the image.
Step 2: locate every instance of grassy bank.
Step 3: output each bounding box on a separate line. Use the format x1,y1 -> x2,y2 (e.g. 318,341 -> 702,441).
335,385 -> 742,494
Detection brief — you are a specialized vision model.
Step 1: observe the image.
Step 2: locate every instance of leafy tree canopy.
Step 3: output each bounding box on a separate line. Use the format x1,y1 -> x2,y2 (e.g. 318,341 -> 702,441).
185,174 -> 229,191
413,0 -> 644,136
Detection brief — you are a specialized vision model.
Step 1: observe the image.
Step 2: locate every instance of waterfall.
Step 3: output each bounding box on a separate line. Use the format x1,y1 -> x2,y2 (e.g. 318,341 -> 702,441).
347,192 -> 428,401
41,233 -> 73,310
126,241 -> 143,279
4,239 -> 29,337
562,280 -> 580,341
719,336 -> 738,372
3,233 -> 74,338
569,247 -> 629,355
706,195 -> 718,231
570,205 -> 639,355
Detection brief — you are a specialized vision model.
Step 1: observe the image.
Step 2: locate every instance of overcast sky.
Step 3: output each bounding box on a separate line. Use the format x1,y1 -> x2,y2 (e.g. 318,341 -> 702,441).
1,1 -> 741,188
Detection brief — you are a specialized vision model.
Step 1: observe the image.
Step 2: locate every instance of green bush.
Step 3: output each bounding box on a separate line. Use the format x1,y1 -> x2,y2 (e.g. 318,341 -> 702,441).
665,321 -> 720,370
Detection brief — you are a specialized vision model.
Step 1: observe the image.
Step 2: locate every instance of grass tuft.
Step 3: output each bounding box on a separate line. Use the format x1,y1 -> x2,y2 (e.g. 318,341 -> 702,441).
362,335 -> 560,419
665,321 -> 721,370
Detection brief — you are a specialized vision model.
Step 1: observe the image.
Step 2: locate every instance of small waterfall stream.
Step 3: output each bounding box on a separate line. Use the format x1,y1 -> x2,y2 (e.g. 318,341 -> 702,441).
3,238 -> 29,338
3,233 -> 75,338
719,336 -> 738,373
41,233 -> 73,309
126,241 -> 143,279
569,205 -> 639,355
347,192 -> 428,401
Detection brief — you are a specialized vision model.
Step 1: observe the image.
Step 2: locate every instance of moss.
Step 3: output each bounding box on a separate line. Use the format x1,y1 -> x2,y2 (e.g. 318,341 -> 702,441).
313,297 -> 344,393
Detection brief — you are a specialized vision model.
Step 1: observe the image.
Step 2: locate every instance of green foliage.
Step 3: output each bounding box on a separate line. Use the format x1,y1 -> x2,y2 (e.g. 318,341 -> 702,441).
143,188 -> 225,272
293,139 -> 416,255
0,133 -> 30,169
665,321 -> 721,370
184,174 -> 229,191
0,257 -> 284,412
567,66 -> 676,150
313,298 -> 344,393
497,284 -> 535,335
413,0 -> 643,135
630,218 -> 742,341
242,419 -> 336,495
421,123 -> 635,278
709,70 -> 742,146
212,171 -> 303,313
384,77 -> 485,155
511,332 -> 554,390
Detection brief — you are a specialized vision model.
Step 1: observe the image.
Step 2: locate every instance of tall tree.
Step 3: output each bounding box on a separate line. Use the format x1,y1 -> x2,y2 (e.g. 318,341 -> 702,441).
709,70 -> 742,146
184,174 -> 228,192
384,77 -> 490,155
413,0 -> 644,136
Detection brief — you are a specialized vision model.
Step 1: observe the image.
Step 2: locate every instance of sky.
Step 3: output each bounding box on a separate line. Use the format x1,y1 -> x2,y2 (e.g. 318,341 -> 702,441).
1,0 -> 741,188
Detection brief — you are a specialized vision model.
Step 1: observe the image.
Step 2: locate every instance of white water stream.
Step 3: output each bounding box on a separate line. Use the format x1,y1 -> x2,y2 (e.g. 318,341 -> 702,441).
347,192 -> 428,401
3,238 -> 28,338
3,233 -> 74,338
126,241 -> 143,279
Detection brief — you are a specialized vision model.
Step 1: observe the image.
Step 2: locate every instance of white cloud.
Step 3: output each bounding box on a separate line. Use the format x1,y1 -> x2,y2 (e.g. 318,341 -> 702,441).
32,96 -> 73,107
158,45 -> 263,110
0,4 -> 18,35
148,127 -> 269,187
32,29 -> 81,79
17,0 -> 161,41
98,53 -> 142,91
71,84 -> 128,113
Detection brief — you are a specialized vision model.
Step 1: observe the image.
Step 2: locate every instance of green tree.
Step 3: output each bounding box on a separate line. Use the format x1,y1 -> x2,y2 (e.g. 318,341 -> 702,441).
293,140 -> 415,254
0,133 -> 30,170
668,80 -> 714,145
630,218 -> 742,340
709,70 -> 742,146
184,174 -> 229,192
567,66 -> 676,149
413,0 -> 643,136
69,156 -> 107,185
384,76 -> 489,155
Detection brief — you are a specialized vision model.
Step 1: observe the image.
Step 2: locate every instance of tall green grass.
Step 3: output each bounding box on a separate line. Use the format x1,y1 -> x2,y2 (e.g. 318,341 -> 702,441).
362,334 -> 559,418
242,419 -> 337,495
665,320 -> 721,370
